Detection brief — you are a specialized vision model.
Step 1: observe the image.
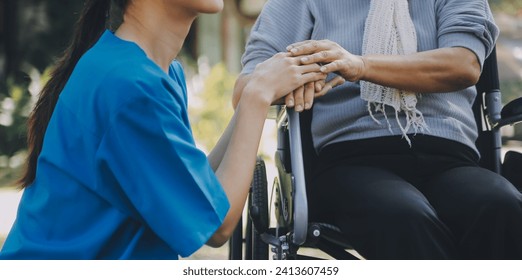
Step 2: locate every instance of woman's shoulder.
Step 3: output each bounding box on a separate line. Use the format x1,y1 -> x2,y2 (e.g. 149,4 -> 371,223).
62,35 -> 184,116
81,52 -> 177,104
79,31 -> 167,89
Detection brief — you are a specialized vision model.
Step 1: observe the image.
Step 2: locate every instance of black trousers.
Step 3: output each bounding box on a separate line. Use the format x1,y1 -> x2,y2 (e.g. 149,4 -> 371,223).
309,135 -> 522,259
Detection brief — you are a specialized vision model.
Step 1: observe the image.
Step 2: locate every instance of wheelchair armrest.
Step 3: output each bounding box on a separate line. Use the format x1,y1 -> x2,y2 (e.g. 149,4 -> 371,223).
287,108 -> 309,245
498,97 -> 522,128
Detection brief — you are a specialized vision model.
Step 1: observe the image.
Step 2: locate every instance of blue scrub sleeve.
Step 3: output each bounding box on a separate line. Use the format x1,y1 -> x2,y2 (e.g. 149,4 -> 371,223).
97,87 -> 229,257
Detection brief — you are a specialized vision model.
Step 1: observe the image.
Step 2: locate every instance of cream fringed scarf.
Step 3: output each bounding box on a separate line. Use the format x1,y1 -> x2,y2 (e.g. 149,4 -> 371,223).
361,0 -> 428,145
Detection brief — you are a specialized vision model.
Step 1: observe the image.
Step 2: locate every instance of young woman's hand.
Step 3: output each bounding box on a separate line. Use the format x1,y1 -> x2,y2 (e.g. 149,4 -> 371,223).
243,52 -> 327,108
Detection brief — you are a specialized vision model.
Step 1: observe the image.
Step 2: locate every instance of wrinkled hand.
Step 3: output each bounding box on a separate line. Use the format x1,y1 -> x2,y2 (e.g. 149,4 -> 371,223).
282,40 -> 351,111
284,82 -> 314,112
284,77 -> 345,112
287,40 -> 365,83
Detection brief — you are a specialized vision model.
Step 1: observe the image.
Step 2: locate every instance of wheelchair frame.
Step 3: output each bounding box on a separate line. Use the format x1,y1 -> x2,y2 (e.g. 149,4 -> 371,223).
229,47 -> 522,260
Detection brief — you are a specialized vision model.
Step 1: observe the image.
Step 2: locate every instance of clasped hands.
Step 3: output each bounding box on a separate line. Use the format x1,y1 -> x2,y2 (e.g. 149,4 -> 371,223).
281,39 -> 365,112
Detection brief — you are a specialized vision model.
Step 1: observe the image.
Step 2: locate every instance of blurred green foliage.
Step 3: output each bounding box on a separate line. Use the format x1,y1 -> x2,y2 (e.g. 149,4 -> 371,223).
1,79 -> 31,158
490,0 -> 522,15
189,63 -> 236,152
501,80 -> 522,102
0,79 -> 30,188
0,67 -> 50,187
0,66 -> 52,187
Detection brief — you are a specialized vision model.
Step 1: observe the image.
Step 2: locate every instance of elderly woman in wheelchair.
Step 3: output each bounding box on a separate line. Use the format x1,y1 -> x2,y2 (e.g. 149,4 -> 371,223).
230,0 -> 522,260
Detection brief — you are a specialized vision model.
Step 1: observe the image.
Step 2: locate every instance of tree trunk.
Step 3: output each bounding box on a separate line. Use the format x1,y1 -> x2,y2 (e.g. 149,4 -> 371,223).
4,0 -> 19,80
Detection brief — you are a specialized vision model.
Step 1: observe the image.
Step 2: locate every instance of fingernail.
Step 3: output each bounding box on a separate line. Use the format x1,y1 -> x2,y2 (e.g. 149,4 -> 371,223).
287,99 -> 294,107
296,105 -> 303,112
304,102 -> 311,109
320,66 -> 327,72
286,45 -> 293,51
301,57 -> 309,63
290,48 -> 298,54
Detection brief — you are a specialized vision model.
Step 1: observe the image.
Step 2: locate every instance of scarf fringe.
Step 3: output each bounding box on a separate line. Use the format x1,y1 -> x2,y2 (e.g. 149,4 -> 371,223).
367,100 -> 429,146
361,0 -> 429,144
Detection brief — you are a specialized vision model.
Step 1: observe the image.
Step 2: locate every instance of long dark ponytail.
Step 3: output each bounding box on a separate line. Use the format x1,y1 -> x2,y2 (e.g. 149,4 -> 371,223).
19,0 -> 126,188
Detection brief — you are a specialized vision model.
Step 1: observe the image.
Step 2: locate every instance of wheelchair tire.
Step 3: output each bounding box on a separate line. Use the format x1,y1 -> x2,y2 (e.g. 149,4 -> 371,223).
228,216 -> 243,260
246,158 -> 269,260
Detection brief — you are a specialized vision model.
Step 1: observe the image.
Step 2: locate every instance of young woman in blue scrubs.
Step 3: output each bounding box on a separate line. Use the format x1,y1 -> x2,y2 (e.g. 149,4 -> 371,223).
0,0 -> 327,259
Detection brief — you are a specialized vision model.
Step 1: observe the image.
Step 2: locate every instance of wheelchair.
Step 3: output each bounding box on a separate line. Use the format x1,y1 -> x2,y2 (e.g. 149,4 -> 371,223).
229,47 -> 522,260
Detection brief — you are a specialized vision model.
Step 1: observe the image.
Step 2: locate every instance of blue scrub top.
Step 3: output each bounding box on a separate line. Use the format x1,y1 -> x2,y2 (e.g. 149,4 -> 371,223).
0,31 -> 230,259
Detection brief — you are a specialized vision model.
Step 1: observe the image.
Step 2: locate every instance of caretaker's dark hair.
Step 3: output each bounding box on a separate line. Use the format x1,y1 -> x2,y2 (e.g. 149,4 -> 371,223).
19,0 -> 128,188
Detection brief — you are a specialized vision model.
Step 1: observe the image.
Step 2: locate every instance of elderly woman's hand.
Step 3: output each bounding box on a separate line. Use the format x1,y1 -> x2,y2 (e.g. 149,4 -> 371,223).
281,40 -> 351,111
287,40 -> 366,83
283,77 -> 345,112
283,63 -> 345,112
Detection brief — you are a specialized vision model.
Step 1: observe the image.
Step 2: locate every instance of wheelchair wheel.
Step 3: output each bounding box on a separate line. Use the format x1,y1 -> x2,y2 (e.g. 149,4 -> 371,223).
228,216 -> 243,260
246,158 -> 269,260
